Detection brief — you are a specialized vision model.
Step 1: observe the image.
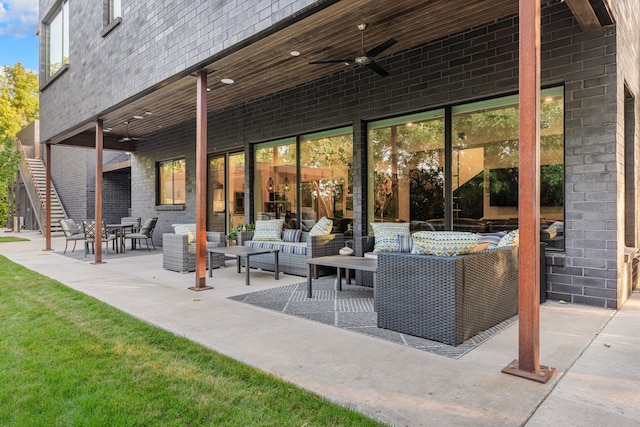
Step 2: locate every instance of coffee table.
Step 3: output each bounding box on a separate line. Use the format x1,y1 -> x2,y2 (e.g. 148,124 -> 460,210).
207,246 -> 279,286
305,255 -> 378,308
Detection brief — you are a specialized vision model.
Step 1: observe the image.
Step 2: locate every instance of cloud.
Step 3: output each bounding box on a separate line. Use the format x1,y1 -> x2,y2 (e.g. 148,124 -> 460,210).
0,0 -> 39,37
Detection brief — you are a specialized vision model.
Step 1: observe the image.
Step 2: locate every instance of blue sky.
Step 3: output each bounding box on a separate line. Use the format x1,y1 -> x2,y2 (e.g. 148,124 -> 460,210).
0,0 -> 39,71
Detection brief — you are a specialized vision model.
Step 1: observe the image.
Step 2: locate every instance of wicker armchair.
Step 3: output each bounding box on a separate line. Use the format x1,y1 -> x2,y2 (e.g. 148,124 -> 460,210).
376,247 -> 519,346
162,231 -> 226,273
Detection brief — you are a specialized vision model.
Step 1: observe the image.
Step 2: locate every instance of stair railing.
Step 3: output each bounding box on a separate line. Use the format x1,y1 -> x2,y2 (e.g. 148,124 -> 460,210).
15,140 -> 68,233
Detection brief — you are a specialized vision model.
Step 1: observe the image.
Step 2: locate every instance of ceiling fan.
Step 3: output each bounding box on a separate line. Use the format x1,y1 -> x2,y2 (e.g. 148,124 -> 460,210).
309,23 -> 397,77
118,121 -> 142,143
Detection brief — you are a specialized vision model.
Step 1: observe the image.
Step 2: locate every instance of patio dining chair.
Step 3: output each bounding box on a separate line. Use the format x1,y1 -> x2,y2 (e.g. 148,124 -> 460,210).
59,218 -> 85,254
124,217 -> 158,251
120,216 -> 141,228
81,220 -> 118,256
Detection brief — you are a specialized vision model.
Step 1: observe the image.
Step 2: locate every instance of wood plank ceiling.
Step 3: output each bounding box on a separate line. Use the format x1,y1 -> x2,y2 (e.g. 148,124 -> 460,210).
56,0 -> 600,149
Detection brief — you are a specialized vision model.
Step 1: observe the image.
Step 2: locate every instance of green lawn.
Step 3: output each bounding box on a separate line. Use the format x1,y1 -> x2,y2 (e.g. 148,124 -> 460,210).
0,255 -> 385,427
0,236 -> 30,243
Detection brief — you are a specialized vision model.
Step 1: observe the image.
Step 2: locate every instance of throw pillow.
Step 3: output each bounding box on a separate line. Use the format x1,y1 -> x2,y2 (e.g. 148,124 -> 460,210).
172,223 -> 196,243
309,216 -> 333,236
282,228 -> 302,242
371,222 -> 411,252
301,219 -> 316,231
252,219 -> 285,241
397,234 -> 413,253
411,231 -> 481,256
478,231 -> 505,249
497,229 -> 519,247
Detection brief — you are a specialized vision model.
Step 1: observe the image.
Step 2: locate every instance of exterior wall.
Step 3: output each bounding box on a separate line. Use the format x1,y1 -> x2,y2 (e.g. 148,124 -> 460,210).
50,146 -> 90,220
38,0 -> 323,142
103,170 -> 131,224
610,0 -> 640,306
129,3 -> 628,308
50,145 -> 128,223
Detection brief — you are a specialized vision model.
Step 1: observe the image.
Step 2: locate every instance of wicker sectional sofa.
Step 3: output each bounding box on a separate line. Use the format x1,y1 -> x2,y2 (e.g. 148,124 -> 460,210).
162,230 -> 226,273
237,230 -> 344,277
376,247 -> 519,346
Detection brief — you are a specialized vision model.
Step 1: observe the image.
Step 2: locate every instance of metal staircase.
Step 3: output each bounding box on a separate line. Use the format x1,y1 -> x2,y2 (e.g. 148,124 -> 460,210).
17,145 -> 66,236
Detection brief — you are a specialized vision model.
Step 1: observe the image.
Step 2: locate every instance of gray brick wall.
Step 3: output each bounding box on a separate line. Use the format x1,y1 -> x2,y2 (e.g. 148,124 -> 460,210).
38,0 -> 323,141
49,145 -> 127,223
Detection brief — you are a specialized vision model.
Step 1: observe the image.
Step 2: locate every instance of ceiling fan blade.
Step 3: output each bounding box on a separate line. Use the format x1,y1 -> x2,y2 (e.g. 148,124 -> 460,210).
309,59 -> 352,64
365,61 -> 389,77
366,38 -> 397,58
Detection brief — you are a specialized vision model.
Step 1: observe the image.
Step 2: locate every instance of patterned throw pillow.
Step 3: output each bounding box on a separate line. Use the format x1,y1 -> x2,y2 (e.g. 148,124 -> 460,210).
309,216 -> 333,236
411,231 -> 481,256
371,222 -> 411,252
172,223 -> 196,243
497,229 -> 519,247
252,219 -> 285,241
478,231 -> 506,249
282,228 -> 302,242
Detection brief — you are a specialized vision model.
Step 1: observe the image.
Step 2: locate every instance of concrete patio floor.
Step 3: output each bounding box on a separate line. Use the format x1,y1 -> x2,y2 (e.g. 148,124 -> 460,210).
2,231 -> 639,426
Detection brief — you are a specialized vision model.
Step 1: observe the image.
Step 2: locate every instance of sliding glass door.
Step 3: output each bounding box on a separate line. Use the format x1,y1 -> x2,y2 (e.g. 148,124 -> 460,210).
207,152 -> 245,234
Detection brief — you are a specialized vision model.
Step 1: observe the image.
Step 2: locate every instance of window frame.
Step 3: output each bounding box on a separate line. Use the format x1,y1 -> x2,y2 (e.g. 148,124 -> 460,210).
44,0 -> 70,81
102,0 -> 122,37
157,158 -> 186,206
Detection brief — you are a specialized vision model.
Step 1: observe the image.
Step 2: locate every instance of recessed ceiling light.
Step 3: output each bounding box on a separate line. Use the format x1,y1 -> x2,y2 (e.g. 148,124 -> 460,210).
290,51 -> 300,57
104,127 -> 112,132
221,78 -> 235,85
132,115 -> 144,119
144,111 -> 152,115
206,87 -> 211,92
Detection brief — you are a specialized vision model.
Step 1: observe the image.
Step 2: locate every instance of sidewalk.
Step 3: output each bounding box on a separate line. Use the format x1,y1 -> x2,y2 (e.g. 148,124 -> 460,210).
2,231 -> 639,426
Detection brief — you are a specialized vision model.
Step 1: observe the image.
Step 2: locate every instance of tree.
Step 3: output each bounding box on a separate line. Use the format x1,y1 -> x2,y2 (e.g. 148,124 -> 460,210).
0,62 -> 39,226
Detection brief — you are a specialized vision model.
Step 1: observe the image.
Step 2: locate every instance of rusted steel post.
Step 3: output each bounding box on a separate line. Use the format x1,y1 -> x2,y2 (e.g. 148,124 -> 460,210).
190,70 -> 213,291
44,142 -> 52,250
502,0 -> 555,383
93,119 -> 104,264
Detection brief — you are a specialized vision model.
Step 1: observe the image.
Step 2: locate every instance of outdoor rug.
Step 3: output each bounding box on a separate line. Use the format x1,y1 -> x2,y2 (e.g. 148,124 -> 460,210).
229,277 -> 518,359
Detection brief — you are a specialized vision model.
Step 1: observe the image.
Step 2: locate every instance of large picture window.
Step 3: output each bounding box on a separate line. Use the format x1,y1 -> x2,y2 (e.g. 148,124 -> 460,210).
255,138 -> 297,224
300,128 -> 353,234
158,158 -> 186,205
46,0 -> 69,77
368,87 -> 565,248
368,111 -> 445,230
254,127 -> 353,233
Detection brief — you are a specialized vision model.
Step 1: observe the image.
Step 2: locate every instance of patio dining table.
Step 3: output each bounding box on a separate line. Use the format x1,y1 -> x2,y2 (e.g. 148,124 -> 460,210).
106,223 -> 136,253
